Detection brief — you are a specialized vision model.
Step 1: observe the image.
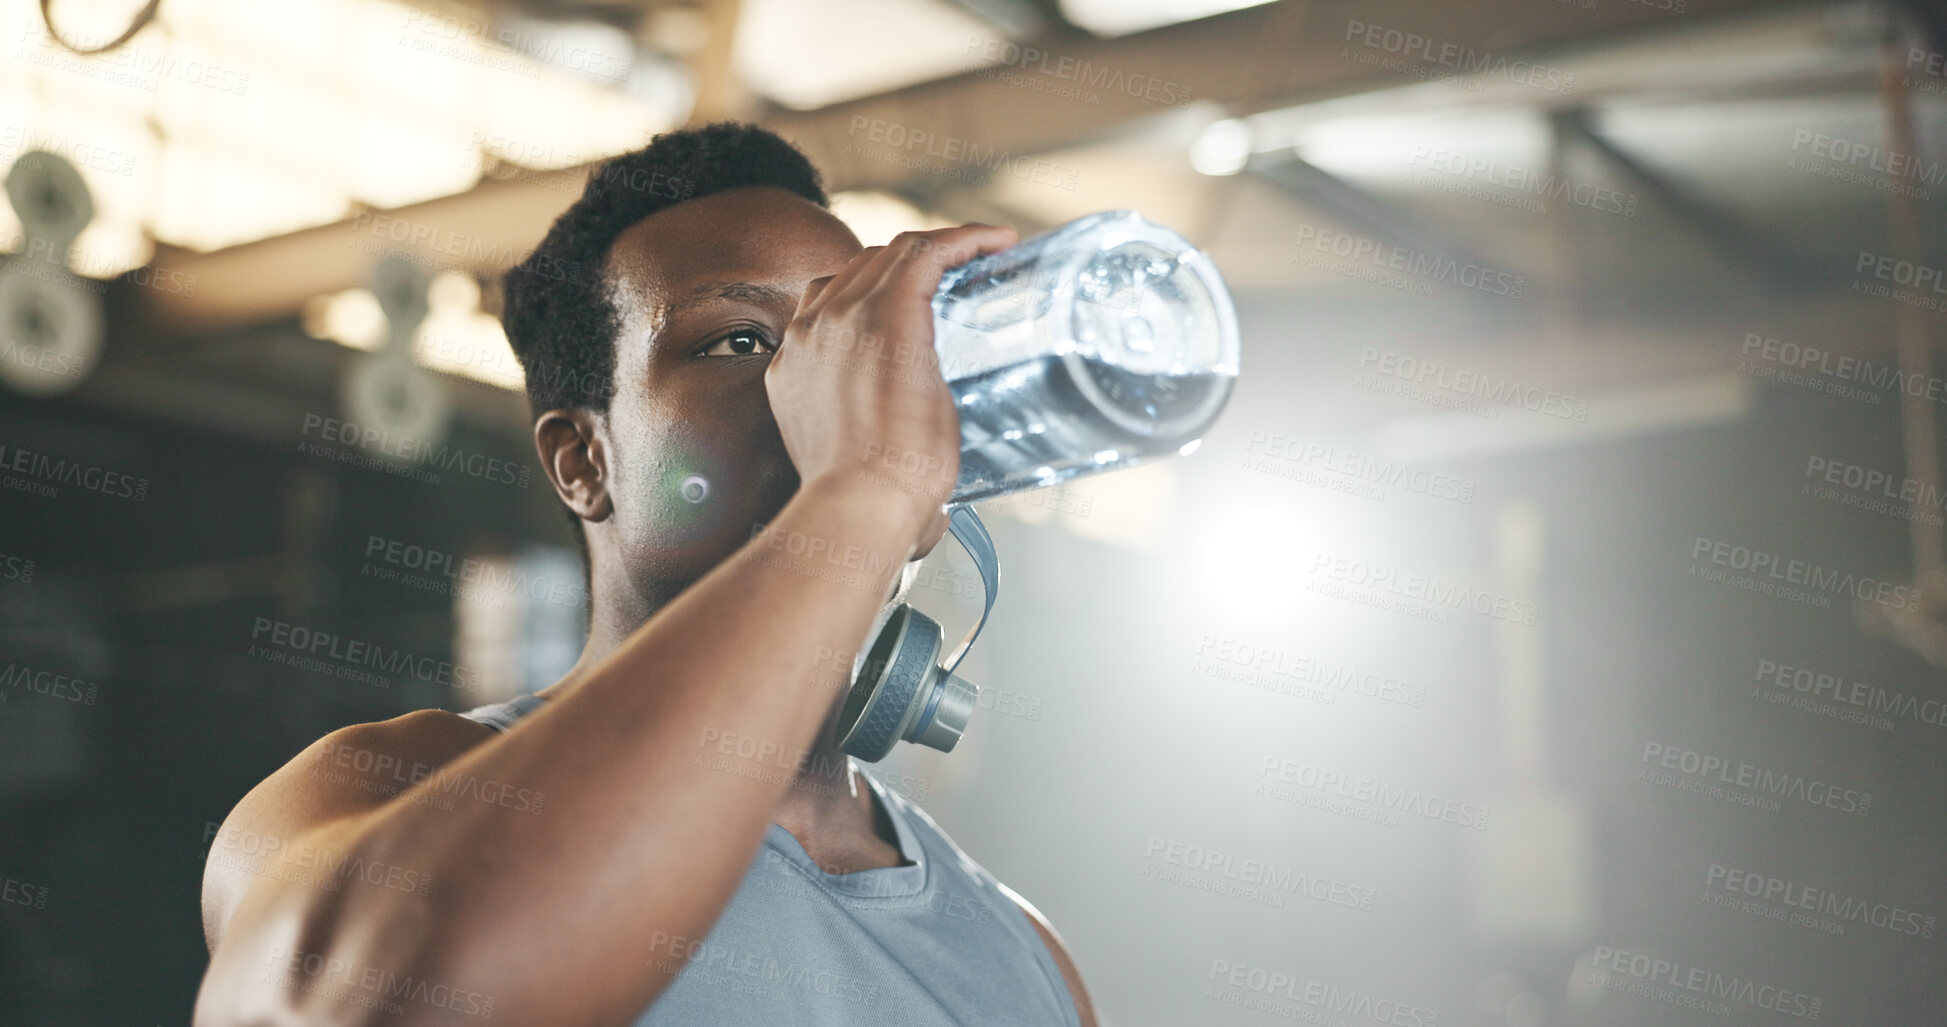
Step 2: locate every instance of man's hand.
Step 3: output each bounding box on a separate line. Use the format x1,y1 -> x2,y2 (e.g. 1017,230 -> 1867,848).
765,225 -> 1017,558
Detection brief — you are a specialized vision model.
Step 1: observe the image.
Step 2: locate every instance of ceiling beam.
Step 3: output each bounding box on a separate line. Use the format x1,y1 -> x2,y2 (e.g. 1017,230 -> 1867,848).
1246,152 -> 1514,282
764,0 -> 1796,191
140,0 -> 1797,335
684,0 -> 755,125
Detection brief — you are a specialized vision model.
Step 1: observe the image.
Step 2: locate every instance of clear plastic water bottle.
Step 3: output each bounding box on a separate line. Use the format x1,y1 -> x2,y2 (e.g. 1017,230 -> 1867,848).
933,210 -> 1240,506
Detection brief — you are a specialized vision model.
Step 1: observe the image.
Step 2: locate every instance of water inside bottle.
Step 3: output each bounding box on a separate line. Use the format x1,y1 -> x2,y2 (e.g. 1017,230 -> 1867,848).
948,354 -> 1231,504
936,227 -> 1237,504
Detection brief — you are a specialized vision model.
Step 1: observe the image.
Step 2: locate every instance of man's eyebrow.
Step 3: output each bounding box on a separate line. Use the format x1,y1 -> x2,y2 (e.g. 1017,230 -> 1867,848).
663,280 -> 797,326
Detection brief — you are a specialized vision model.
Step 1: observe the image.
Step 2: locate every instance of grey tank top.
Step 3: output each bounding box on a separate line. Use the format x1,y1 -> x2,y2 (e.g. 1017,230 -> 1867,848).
460,694 -> 1080,1026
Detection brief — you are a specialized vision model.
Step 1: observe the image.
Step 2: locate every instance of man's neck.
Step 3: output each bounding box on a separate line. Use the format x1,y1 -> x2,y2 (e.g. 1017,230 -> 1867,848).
540,605 -> 878,832
544,560 -> 914,866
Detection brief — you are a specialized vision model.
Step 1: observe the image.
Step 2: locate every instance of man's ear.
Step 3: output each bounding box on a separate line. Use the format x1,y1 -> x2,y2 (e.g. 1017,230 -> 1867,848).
535,408 -> 612,524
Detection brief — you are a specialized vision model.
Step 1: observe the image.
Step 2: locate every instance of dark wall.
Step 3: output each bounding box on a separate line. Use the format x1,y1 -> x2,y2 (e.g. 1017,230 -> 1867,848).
0,384 -> 569,1025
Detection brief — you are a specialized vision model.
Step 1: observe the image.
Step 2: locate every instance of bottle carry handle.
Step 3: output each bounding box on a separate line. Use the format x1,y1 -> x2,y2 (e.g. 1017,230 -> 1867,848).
835,503 -> 999,762
940,503 -> 998,677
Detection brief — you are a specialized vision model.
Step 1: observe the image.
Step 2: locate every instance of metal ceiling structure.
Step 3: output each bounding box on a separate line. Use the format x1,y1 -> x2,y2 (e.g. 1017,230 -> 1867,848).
33,0 -> 1947,547
138,0 -> 1805,332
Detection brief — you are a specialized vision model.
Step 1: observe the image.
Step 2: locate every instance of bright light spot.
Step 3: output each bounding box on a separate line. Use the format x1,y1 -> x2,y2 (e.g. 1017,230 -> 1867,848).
1178,438 -> 1203,456
69,222 -> 154,279
679,474 -> 710,504
0,0 -> 684,255
427,270 -> 480,312
1293,109 -> 1543,180
1189,118 -> 1253,176
829,190 -> 954,246
1063,459 -> 1176,552
736,0 -> 996,109
1184,501 -> 1311,623
1061,0 -> 1278,38
452,550 -> 525,704
303,288 -> 386,350
1178,484 -> 1379,629
416,272 -> 524,390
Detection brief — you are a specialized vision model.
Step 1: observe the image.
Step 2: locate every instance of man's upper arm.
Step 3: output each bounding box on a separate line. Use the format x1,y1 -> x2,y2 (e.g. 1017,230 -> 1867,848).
199,709 -> 495,953
998,881 -> 1099,1027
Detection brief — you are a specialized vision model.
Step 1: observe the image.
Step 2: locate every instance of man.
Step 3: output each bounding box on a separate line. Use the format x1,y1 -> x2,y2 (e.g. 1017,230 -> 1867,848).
194,122 -> 1098,1026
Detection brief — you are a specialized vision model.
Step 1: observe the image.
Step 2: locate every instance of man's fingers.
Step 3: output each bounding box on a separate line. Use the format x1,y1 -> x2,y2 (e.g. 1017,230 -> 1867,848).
819,238 -> 928,310
830,225 -> 1019,310
912,504 -> 950,560
801,226 -> 1013,320
797,275 -> 837,315
880,224 -> 1019,295
795,245 -> 889,321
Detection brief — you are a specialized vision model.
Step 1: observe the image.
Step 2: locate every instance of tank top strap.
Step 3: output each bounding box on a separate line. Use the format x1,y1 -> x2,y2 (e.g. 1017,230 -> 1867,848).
456,692 -> 549,733
862,770 -> 1081,1026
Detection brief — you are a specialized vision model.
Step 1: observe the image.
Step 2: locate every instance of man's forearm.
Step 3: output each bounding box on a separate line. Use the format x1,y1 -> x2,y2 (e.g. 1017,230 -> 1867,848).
199,477 -> 930,1027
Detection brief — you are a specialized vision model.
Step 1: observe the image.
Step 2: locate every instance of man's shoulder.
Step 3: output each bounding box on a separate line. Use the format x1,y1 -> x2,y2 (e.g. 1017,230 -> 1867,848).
220,705 -> 499,855
305,706 -> 502,780
237,706 -> 498,825
338,703 -> 502,748
200,707 -> 496,952
864,773 -> 1097,1026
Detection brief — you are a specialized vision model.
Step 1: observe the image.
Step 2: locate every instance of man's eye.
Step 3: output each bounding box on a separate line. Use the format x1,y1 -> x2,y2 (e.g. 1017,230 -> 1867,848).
699,329 -> 776,357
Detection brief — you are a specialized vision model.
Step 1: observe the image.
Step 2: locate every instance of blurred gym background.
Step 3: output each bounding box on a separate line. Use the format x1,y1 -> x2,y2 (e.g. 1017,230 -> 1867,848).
4,0 -> 1947,1022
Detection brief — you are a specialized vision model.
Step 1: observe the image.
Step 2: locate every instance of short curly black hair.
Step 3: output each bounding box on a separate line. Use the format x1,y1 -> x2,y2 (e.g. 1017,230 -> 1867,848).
500,122 -> 829,589
503,121 -> 828,416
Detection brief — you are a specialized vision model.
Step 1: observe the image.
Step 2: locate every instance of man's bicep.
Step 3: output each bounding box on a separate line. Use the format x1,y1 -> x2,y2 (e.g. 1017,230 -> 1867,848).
998,881 -> 1099,1027
199,709 -> 493,952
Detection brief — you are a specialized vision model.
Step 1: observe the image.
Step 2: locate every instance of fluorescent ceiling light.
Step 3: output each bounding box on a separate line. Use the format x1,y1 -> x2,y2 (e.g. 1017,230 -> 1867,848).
415,271 -> 524,390
735,0 -> 997,109
303,287 -> 387,350
0,0 -> 685,271
1373,372 -> 1755,462
304,270 -> 525,392
1059,0 -> 1277,39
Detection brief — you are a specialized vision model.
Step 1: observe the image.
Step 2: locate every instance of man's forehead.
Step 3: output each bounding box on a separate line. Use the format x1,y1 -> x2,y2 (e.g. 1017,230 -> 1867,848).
611,187 -> 854,283
605,187 -> 857,327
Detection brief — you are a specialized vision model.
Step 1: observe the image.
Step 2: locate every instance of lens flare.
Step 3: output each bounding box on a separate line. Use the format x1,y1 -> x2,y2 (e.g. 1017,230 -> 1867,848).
679,474 -> 710,504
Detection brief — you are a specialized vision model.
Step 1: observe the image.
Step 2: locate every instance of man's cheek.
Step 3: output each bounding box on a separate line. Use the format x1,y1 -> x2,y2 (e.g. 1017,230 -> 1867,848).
610,363 -> 795,560
632,421 -> 791,555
